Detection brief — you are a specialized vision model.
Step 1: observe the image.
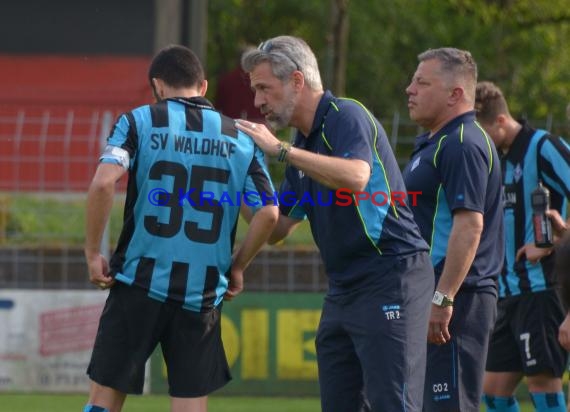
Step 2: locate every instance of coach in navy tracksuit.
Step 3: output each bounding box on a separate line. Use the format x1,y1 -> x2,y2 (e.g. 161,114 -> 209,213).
237,35 -> 434,412
402,48 -> 504,412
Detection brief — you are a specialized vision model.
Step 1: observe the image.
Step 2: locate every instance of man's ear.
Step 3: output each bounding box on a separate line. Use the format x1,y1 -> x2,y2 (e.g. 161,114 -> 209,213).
199,80 -> 208,96
292,71 -> 305,91
449,86 -> 464,105
151,78 -> 164,100
496,113 -> 508,126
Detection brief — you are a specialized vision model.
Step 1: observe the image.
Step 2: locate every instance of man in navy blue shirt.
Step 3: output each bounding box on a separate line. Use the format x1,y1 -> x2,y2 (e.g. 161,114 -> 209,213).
402,48 -> 504,412
83,45 -> 278,412
236,35 -> 434,412
475,81 -> 570,412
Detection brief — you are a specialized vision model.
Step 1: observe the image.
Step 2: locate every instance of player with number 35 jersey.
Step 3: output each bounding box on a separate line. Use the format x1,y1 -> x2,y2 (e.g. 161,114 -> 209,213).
104,94 -> 274,312
83,45 -> 278,412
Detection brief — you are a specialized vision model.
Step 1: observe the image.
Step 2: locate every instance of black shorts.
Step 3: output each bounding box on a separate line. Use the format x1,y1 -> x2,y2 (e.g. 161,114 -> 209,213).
87,281 -> 231,397
423,289 -> 497,412
485,289 -> 567,377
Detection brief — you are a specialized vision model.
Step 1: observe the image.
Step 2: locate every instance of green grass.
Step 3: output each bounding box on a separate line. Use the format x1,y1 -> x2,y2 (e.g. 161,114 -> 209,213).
0,394 -> 321,412
0,393 -> 539,411
0,193 -> 315,248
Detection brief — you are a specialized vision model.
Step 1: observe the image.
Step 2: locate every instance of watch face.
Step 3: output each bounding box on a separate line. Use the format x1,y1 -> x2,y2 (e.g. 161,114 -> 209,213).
432,291 -> 444,305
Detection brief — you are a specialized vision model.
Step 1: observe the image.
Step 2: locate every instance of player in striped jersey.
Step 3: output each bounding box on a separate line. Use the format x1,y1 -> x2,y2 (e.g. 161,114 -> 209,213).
475,81 -> 570,412
477,82 -> 570,412
83,45 -> 278,412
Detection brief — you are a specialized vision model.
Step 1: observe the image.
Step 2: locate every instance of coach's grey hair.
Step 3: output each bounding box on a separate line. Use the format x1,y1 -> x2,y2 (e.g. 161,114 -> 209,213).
418,47 -> 478,103
241,35 -> 323,91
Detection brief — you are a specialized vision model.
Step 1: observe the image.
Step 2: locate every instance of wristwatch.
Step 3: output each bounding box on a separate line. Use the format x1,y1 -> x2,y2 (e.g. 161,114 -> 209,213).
277,142 -> 292,162
432,291 -> 454,307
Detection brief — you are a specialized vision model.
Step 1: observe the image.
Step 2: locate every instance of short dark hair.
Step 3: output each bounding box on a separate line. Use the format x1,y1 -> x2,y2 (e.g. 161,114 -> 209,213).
418,47 -> 478,102
148,45 -> 204,89
475,81 -> 510,124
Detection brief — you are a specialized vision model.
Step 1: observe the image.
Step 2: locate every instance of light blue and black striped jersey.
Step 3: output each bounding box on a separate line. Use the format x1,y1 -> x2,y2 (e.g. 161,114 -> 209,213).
279,91 -> 430,293
402,111 -> 504,290
498,122 -> 570,297
100,97 -> 275,312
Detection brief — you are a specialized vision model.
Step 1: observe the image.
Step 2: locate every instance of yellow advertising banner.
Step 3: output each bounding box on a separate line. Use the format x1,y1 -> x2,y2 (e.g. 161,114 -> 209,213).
151,292 -> 324,396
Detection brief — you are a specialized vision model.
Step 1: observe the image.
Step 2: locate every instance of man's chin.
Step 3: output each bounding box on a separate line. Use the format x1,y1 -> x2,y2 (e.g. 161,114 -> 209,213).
267,119 -> 285,131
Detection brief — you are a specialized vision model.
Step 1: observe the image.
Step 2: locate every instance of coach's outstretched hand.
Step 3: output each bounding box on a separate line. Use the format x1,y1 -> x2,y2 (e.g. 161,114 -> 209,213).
235,120 -> 281,157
